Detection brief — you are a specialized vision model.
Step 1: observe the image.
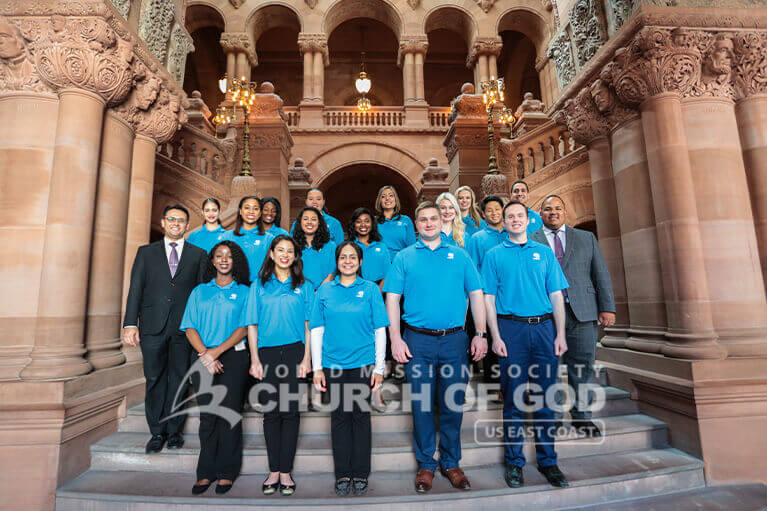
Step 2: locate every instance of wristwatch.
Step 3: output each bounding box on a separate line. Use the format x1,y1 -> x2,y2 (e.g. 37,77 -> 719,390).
476,332 -> 487,338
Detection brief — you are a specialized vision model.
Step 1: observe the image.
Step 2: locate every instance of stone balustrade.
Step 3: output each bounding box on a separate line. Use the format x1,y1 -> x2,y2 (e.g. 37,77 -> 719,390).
323,106 -> 406,127
158,124 -> 236,184
500,120 -> 578,177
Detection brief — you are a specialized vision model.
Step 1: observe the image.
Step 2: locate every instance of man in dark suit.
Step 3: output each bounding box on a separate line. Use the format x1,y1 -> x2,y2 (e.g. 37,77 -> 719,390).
123,204 -> 208,453
530,195 -> 615,436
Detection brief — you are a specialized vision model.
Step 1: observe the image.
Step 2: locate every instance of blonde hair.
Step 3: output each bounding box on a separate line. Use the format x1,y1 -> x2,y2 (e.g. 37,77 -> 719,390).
375,185 -> 402,222
455,185 -> 482,229
436,192 -> 466,247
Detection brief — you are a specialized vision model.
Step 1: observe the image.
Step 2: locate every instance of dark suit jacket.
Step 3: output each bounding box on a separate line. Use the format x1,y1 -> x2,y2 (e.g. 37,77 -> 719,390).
530,226 -> 615,323
123,240 -> 208,336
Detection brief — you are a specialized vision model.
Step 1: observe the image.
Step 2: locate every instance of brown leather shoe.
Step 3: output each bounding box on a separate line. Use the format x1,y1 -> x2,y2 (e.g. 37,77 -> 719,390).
440,467 -> 471,490
414,469 -> 434,493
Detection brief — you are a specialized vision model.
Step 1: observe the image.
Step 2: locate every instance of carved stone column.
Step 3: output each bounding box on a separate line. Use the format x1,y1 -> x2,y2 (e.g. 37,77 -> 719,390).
297,33 -> 328,128
467,38 -> 503,89
398,36 -> 429,126
418,158 -> 449,202
220,32 -> 256,81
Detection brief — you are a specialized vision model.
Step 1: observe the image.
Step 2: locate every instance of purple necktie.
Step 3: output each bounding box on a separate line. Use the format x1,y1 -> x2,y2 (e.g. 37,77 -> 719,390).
169,242 -> 179,278
553,231 -> 568,298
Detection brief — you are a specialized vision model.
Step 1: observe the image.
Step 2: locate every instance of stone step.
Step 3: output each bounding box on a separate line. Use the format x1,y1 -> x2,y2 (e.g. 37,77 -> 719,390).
57,447 -> 703,511
119,386 -> 636,434
93,414 -> 666,474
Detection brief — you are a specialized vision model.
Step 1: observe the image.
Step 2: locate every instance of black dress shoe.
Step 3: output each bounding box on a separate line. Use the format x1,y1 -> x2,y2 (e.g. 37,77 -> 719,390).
192,481 -> 212,495
167,433 -> 185,449
145,434 -> 165,454
215,482 -> 233,494
572,419 -> 602,437
538,465 -> 569,488
504,465 -> 524,488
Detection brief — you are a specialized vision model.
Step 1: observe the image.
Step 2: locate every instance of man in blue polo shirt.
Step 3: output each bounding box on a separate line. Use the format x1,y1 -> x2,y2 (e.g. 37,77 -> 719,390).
510,180 -> 543,234
383,201 -> 487,494
482,200 -> 570,489
467,195 -> 506,273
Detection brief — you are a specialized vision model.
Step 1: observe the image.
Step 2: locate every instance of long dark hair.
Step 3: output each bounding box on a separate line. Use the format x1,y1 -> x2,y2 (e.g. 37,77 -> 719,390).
201,197 -> 222,225
203,240 -> 250,286
261,196 -> 282,227
293,206 -> 331,251
258,235 -> 305,289
333,241 -> 363,278
233,195 -> 264,236
347,207 -> 382,242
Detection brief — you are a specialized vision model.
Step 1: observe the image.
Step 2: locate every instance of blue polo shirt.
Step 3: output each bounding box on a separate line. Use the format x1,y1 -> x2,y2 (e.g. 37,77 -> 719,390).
180,280 -> 248,348
528,208 -> 543,234
383,239 -> 482,330
467,225 -> 507,272
223,228 -> 274,279
482,239 -> 568,317
302,241 -> 337,291
187,224 -> 227,253
378,214 -> 416,259
291,212 -> 345,244
244,275 -> 314,348
264,225 -> 289,238
353,238 -> 391,282
309,276 -> 390,369
440,230 -> 460,247
463,215 -> 487,240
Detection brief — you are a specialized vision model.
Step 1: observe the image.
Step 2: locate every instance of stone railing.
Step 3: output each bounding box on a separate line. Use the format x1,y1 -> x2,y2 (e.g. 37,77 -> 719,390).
284,106 -> 300,127
429,107 -> 452,127
323,106 -> 406,127
499,120 -> 579,178
157,123 -> 237,184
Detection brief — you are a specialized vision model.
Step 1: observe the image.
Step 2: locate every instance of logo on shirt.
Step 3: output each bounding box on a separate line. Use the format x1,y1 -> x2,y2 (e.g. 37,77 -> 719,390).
294,288 -> 301,294
533,253 -> 541,261
356,290 -> 364,298
254,240 -> 261,246
531,218 -> 536,224
375,247 -> 381,252
397,221 -> 402,226
447,252 -> 455,260
229,293 -> 238,300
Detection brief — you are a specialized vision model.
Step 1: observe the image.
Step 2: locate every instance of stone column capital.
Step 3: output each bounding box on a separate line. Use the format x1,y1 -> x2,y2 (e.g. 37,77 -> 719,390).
297,33 -> 329,66
466,37 -> 503,68
113,69 -> 185,143
553,87 -> 610,146
732,31 -> 767,99
397,35 -> 428,67
220,32 -> 257,66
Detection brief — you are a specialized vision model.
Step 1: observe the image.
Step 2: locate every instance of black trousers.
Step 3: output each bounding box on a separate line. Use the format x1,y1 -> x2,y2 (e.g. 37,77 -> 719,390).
257,341 -> 303,473
326,365 -> 373,479
139,323 -> 191,436
190,347 -> 250,481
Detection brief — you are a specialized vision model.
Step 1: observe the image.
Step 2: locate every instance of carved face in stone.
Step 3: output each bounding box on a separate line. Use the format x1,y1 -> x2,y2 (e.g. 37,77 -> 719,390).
0,20 -> 26,60
589,79 -> 614,113
704,37 -> 733,77
136,76 -> 161,110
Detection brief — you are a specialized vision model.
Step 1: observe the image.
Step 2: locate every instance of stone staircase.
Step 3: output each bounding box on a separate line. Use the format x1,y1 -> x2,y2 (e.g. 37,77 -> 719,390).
56,370 -> 708,510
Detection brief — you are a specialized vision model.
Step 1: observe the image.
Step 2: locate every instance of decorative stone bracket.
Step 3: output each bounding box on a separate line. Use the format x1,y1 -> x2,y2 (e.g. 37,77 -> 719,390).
397,35 -> 428,67
220,32 -> 258,67
297,33 -> 329,66
466,37 -> 503,69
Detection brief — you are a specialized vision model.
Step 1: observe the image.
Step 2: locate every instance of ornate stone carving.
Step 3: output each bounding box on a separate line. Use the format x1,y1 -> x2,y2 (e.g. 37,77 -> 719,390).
251,81 -> 286,120
421,158 -> 448,185
480,173 -> 509,200
515,92 -> 545,116
289,157 -> 311,185
569,0 -> 608,67
397,35 -> 428,67
590,75 -> 638,129
556,87 -> 610,146
466,38 -> 502,68
220,32 -> 257,67
547,31 -> 576,89
109,0 -> 130,19
138,0 -> 174,64
167,23 -> 193,86
228,0 -> 244,8
407,0 -> 421,9
605,0 -> 633,36
0,15 -> 51,92
475,0 -> 496,13
297,33 -> 329,66
305,0 -> 318,8
690,33 -> 735,99
115,66 -> 184,143
731,31 -> 767,98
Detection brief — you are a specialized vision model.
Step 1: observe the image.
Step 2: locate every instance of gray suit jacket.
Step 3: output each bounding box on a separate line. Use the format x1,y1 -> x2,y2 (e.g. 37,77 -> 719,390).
530,226 -> 615,323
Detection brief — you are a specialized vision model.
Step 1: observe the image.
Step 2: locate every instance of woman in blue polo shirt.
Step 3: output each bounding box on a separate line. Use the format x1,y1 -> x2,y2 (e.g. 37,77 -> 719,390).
375,185 -> 416,259
347,207 -> 391,285
310,241 -> 389,497
180,240 -> 251,496
262,197 -> 289,237
436,192 -> 466,247
223,196 -> 273,278
245,235 -> 313,497
456,185 -> 487,240
187,198 -> 227,252
293,206 -> 336,291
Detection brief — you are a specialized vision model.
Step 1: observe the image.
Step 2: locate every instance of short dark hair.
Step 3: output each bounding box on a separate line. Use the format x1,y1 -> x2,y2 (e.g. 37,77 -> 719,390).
333,241 -> 364,278
481,195 -> 504,212
510,180 -> 529,192
502,200 -> 529,218
541,194 -> 566,210
163,204 -> 189,221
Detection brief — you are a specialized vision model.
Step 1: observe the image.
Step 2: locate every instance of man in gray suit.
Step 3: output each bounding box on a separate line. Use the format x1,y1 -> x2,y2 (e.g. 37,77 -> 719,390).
530,195 -> 615,437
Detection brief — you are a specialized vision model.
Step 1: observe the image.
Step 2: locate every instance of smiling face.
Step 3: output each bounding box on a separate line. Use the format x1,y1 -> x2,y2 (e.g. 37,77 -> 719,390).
239,199 -> 260,226
540,196 -> 566,230
212,244 -> 233,275
203,201 -> 219,225
270,239 -> 295,270
306,190 -> 325,210
301,210 -> 319,235
483,200 -> 503,228
456,190 -> 473,213
511,182 -> 529,203
161,208 -> 188,240
337,244 -> 360,277
439,199 -> 457,224
379,187 -> 397,210
354,213 -> 372,238
503,203 -> 529,235
415,206 -> 442,240
262,201 -> 277,225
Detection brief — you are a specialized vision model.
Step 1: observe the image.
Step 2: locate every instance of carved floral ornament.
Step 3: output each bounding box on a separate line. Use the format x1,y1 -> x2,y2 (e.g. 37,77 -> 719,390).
466,38 -> 503,68
297,33 -> 329,65
220,32 -> 258,67
397,36 -> 428,66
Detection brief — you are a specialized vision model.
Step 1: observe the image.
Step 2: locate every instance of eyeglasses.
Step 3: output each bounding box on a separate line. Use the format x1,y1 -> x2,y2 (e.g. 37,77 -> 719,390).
165,216 -> 187,224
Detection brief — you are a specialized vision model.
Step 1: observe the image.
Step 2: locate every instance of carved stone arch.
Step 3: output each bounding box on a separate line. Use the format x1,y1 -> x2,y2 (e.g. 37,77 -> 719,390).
423,5 -> 477,49
307,141 -> 426,190
496,6 -> 551,56
246,2 -> 304,48
324,0 -> 404,41
185,2 -> 226,33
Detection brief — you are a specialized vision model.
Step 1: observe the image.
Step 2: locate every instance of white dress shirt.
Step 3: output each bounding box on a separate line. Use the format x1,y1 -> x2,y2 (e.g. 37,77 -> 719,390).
542,225 -> 566,254
164,236 -> 185,262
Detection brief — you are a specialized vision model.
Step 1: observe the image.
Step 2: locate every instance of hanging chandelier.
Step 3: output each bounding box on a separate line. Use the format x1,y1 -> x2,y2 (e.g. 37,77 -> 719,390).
355,27 -> 372,112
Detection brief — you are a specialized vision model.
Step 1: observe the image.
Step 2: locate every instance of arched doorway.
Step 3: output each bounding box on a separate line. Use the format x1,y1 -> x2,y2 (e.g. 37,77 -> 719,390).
319,163 -> 418,229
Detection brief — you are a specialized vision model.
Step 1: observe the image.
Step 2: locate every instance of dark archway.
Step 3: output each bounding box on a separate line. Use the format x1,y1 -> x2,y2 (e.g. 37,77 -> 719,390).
320,163 -> 418,230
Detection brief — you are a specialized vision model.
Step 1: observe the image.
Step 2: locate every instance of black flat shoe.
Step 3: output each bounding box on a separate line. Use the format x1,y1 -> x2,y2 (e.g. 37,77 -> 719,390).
167,433 -> 184,449
538,464 -> 569,488
279,482 -> 296,496
215,483 -> 233,494
504,465 -> 524,488
145,434 -> 165,454
335,477 -> 351,496
262,478 -> 279,495
352,478 -> 368,496
191,482 -> 211,495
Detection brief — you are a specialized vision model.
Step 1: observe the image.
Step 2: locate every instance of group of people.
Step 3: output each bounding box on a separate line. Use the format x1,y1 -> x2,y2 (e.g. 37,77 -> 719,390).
122,180 -> 616,497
